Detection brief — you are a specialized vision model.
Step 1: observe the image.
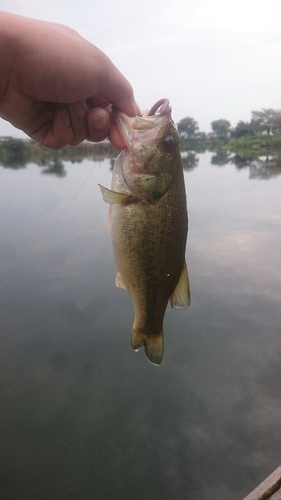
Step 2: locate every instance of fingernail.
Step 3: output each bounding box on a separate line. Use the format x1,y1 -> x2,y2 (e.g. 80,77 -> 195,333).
62,109 -> 70,127
92,114 -> 107,130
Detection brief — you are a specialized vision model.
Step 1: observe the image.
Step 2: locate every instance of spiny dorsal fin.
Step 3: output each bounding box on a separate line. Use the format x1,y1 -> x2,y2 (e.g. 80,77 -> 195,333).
170,262 -> 190,309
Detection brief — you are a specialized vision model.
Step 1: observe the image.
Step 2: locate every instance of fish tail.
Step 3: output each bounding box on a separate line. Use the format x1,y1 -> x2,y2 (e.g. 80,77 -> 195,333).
131,327 -> 164,365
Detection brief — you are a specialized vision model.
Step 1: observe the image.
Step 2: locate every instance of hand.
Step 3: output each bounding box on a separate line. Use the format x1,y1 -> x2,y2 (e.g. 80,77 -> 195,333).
0,12 -> 139,149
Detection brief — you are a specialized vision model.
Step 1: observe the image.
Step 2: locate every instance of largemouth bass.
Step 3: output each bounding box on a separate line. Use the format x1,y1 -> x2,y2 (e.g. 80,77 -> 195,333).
99,98 -> 190,365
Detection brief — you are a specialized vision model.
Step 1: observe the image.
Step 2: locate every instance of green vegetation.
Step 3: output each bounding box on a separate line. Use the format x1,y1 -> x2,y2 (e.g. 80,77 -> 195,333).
177,107 -> 281,154
1,107 -> 281,178
226,134 -> 281,153
177,108 -> 281,159
0,137 -> 118,173
176,108 -> 281,177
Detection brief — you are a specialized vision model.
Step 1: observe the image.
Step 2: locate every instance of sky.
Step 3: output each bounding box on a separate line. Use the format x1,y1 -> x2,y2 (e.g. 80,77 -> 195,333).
1,0 -> 281,137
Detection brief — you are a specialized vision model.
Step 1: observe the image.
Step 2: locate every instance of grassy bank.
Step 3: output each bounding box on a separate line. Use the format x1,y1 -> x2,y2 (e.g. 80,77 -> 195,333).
225,134 -> 281,153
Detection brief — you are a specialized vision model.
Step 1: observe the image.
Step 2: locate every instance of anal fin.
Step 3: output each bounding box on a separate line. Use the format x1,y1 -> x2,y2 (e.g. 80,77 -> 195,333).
170,261 -> 191,309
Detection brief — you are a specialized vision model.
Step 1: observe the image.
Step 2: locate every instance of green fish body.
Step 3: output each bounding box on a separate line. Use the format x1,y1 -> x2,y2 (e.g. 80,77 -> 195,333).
100,99 -> 190,364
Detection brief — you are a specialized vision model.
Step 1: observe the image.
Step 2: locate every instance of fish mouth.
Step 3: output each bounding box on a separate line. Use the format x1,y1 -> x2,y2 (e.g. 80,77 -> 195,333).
113,99 -> 171,150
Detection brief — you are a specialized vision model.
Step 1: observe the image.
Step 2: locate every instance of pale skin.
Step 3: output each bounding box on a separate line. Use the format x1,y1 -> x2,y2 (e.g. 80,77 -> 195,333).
0,11 -> 140,149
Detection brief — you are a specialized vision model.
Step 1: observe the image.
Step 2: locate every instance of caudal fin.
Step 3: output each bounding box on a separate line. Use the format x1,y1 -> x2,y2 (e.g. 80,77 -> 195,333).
131,328 -> 164,365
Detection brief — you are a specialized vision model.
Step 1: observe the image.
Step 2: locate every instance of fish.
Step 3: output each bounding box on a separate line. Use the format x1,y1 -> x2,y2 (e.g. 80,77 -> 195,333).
99,98 -> 190,365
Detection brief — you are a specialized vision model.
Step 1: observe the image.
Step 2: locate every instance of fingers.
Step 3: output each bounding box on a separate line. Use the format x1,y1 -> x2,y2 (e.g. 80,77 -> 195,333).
87,107 -> 110,143
29,107 -> 74,149
27,103 -> 111,149
70,102 -> 127,149
87,106 -> 127,149
108,115 -> 127,150
68,101 -> 88,145
27,101 -> 127,149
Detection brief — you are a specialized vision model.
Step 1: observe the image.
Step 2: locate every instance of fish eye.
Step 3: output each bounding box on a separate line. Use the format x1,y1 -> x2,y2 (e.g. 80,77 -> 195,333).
161,136 -> 174,151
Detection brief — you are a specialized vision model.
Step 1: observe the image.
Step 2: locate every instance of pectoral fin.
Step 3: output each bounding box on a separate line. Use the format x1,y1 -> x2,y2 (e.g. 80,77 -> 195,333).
170,262 -> 191,309
99,184 -> 131,205
115,272 -> 127,290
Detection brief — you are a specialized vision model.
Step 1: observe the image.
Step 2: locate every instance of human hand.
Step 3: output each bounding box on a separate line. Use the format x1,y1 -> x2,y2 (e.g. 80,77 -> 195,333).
0,12 -> 139,149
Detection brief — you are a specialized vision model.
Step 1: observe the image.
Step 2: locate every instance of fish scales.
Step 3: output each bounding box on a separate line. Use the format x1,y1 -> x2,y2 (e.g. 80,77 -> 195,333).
112,187 -> 186,325
99,99 -> 190,365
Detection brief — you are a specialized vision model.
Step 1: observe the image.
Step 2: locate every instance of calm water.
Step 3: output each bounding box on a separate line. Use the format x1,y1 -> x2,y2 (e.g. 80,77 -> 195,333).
0,152 -> 281,500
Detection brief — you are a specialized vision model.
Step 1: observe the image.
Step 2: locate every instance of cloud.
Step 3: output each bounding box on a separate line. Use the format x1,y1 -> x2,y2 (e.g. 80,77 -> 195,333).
1,0 -> 281,135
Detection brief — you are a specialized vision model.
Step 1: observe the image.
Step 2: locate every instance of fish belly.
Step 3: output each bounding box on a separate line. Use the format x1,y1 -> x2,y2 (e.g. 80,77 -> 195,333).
111,184 -> 187,364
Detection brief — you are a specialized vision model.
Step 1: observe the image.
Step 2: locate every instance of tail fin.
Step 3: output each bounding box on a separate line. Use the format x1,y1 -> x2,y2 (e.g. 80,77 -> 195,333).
131,327 -> 164,365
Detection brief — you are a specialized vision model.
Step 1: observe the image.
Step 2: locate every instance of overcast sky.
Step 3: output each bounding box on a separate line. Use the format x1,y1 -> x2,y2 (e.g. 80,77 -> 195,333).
1,0 -> 281,138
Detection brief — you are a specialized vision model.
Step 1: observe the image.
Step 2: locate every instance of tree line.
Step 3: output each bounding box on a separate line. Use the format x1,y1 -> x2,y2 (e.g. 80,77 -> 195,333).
1,107 -> 281,171
0,137 -> 117,170
177,108 -> 281,141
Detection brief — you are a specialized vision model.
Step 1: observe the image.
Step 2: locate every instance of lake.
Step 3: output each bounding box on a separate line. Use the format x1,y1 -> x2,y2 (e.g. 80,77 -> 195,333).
0,151 -> 281,500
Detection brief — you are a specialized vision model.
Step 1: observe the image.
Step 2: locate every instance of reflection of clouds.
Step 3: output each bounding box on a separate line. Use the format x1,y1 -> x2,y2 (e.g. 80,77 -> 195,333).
183,171 -> 281,496
250,395 -> 281,431
1,266 -> 281,500
1,157 -> 281,500
190,227 -> 281,302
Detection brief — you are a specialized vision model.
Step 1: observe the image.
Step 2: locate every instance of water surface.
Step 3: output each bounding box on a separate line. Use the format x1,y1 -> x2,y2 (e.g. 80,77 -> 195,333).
0,153 -> 281,500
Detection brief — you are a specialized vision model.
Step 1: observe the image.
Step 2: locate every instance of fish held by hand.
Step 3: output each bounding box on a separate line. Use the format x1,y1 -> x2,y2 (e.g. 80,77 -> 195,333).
99,98 -> 190,365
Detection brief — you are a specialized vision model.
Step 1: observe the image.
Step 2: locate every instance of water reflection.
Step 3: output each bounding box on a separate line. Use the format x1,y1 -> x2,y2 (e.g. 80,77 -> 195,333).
181,151 -> 199,171
210,148 -> 231,166
41,159 -> 67,177
230,153 -> 281,179
2,137 -> 281,182
0,153 -> 281,499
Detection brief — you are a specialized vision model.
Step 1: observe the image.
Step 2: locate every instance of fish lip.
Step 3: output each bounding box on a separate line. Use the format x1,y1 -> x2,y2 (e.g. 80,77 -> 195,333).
113,104 -> 171,151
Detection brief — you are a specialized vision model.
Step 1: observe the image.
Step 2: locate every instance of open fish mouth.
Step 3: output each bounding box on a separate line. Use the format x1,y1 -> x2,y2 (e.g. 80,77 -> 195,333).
114,99 -> 172,150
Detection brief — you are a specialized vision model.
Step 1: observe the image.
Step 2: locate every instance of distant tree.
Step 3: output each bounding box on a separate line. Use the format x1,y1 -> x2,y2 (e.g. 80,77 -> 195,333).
251,108 -> 281,135
177,117 -> 199,139
231,120 -> 254,138
211,119 -> 231,140
271,113 -> 281,135
196,131 -> 207,140
0,138 -> 28,168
